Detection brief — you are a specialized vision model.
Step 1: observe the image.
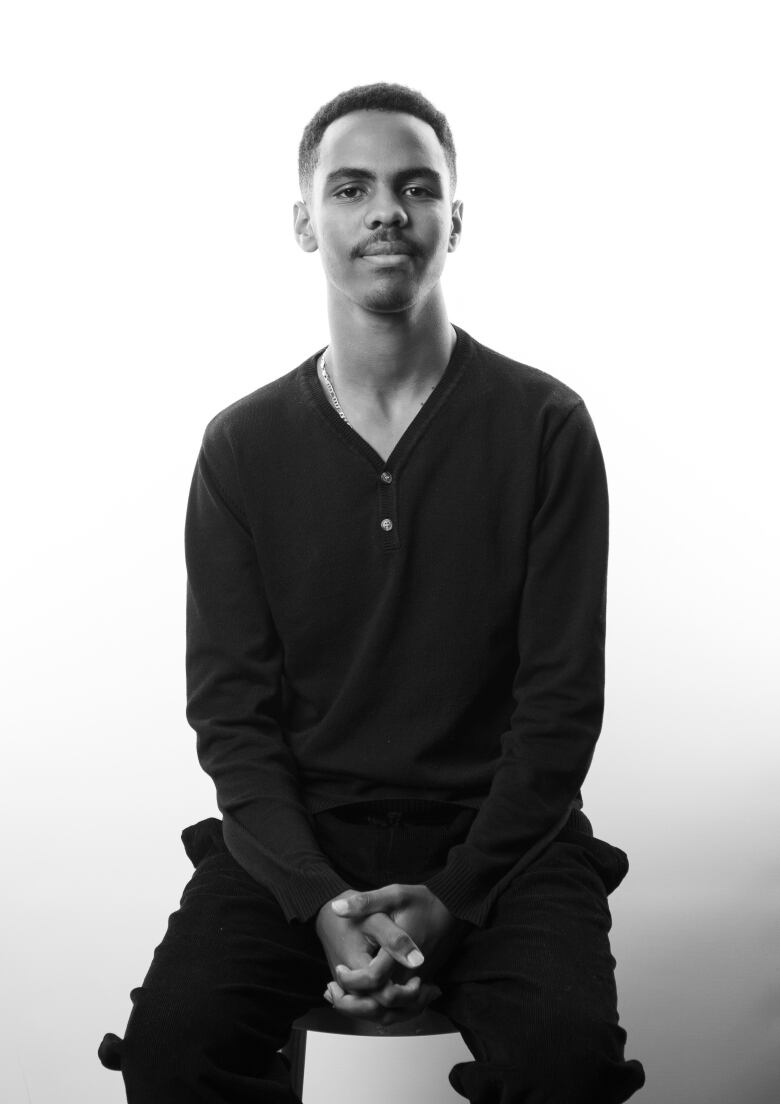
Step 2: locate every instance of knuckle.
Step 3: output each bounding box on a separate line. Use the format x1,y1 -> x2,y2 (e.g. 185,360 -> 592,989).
388,931 -> 411,954
375,984 -> 401,1009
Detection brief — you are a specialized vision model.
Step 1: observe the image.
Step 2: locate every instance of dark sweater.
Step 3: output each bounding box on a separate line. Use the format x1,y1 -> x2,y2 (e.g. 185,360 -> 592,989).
185,325 -> 609,927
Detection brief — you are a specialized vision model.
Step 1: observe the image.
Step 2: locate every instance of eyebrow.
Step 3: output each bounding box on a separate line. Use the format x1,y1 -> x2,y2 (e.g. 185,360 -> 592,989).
324,166 -> 443,189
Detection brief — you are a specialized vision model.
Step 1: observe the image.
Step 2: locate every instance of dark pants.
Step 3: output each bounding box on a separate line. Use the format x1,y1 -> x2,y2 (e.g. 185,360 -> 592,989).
113,803 -> 645,1103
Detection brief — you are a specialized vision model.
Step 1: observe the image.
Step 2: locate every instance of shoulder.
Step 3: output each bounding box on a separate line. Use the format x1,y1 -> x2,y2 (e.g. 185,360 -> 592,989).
457,328 -> 590,452
463,328 -> 584,415
193,355 -> 318,504
200,363 -> 304,456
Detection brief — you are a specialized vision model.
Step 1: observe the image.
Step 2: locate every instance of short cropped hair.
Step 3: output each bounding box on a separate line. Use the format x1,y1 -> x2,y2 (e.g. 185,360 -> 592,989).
298,82 -> 457,201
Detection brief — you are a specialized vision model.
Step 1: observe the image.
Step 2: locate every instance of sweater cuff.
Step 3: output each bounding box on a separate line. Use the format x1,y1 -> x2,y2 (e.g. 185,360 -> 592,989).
424,854 -> 503,928
271,866 -> 355,925
425,807 -> 594,928
218,809 -> 355,924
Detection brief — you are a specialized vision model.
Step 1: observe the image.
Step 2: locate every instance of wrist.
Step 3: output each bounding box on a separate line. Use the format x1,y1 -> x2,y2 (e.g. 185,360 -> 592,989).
316,888 -> 357,929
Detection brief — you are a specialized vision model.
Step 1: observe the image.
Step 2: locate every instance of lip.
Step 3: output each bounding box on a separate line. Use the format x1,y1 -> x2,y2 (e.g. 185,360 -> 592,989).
361,242 -> 413,256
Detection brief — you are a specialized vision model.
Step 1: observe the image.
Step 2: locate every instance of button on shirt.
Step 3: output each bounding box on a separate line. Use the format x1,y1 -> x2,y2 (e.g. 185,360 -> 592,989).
185,325 -> 609,927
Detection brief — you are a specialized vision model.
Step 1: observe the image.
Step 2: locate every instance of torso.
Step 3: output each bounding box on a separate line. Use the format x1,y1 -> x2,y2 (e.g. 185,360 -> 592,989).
342,412 -> 417,462
318,351 -> 439,462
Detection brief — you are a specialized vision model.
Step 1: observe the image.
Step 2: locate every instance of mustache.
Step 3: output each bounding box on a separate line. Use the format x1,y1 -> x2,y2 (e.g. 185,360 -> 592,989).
351,233 -> 417,259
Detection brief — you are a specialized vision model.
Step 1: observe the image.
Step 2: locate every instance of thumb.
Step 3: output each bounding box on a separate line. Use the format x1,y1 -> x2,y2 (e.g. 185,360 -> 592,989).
331,885 -> 404,919
362,912 -> 425,970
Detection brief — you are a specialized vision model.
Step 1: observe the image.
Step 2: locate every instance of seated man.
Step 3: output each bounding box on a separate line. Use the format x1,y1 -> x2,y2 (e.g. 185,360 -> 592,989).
107,82 -> 646,1103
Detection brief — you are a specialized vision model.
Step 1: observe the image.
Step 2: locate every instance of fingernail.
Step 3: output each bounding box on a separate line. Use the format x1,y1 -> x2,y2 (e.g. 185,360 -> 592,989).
323,990 -> 333,1003
407,950 -> 424,967
331,899 -> 349,914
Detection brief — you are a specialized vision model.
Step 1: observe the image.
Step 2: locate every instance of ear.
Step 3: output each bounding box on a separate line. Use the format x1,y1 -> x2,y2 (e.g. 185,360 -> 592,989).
448,199 -> 464,253
293,200 -> 319,253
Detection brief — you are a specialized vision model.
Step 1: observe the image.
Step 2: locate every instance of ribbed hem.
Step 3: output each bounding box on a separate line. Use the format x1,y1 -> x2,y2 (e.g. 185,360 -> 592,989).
425,807 -> 593,928
274,866 -> 355,925
425,860 -> 503,928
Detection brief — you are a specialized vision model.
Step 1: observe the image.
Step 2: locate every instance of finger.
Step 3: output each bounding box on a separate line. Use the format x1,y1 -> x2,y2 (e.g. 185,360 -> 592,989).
326,981 -> 382,1020
328,989 -> 383,1020
336,959 -> 418,995
331,975 -> 440,1012
369,977 -> 423,1009
373,979 -> 442,1012
330,885 -> 405,919
329,980 -> 443,1024
328,980 -> 440,1025
362,912 -> 425,970
334,948 -> 402,993
375,984 -> 444,1025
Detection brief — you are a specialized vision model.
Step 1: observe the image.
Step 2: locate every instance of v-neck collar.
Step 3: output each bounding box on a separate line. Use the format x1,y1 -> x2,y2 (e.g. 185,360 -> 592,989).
298,325 -> 472,474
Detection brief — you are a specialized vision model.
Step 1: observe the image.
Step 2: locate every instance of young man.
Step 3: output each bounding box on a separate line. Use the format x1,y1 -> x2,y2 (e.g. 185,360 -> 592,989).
104,83 -> 646,1102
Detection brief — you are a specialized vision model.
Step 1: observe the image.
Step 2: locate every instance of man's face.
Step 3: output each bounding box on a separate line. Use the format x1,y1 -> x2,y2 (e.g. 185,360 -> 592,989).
296,110 -> 461,314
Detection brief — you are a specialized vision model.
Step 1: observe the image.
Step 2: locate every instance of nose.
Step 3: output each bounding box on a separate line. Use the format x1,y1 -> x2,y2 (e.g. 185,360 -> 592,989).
363,186 -> 408,230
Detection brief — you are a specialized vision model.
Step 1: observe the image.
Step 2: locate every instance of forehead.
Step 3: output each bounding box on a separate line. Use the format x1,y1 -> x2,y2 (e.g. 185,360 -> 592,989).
315,110 -> 448,179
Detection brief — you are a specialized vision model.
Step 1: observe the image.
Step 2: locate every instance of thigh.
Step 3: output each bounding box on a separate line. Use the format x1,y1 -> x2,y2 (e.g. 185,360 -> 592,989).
435,831 -> 645,1102
143,817 -> 329,1003
441,831 -> 626,1011
122,818 -> 331,1079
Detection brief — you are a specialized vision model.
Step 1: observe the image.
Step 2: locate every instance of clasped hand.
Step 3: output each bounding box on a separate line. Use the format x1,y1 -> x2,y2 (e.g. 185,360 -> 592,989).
315,884 -> 468,1026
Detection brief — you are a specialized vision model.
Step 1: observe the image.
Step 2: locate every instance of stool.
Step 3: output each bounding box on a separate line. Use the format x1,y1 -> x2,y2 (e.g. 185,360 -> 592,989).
280,1005 -> 458,1100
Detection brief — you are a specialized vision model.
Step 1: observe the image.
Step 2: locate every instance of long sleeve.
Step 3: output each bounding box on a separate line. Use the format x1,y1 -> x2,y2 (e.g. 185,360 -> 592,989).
184,424 -> 352,923
424,399 -> 609,927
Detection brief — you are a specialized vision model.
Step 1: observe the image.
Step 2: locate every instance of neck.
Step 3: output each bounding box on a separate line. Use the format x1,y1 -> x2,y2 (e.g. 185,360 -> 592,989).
324,287 -> 456,399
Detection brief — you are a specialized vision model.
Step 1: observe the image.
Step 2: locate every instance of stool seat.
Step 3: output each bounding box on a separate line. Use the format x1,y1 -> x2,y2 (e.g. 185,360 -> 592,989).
281,1005 -> 459,1098
292,1004 -> 457,1037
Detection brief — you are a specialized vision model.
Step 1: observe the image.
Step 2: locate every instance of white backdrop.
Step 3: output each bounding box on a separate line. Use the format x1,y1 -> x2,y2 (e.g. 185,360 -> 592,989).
2,3 -> 778,1102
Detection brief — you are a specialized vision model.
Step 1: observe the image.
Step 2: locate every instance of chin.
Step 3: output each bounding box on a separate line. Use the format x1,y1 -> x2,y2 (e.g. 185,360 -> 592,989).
362,290 -> 418,313
360,277 -> 423,313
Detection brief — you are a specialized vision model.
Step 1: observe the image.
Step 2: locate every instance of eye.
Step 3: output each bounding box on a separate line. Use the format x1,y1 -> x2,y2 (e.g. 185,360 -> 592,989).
334,185 -> 365,199
404,186 -> 434,198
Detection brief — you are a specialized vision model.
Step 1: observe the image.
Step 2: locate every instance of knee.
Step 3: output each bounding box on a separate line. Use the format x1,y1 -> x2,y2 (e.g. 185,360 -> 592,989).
562,1028 -> 645,1103
120,984 -> 279,1088
539,1012 -> 644,1104
451,1011 -> 644,1104
451,1054 -> 644,1104
121,986 -> 210,1085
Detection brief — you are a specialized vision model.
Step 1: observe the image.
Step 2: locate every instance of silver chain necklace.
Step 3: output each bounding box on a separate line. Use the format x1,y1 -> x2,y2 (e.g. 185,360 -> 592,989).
319,348 -> 440,428
319,350 -> 351,426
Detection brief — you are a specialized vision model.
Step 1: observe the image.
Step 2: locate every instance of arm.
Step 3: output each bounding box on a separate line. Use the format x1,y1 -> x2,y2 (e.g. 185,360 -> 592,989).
421,398 -> 609,927
185,424 -> 353,923
186,421 -> 430,1010
330,399 -> 609,1010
